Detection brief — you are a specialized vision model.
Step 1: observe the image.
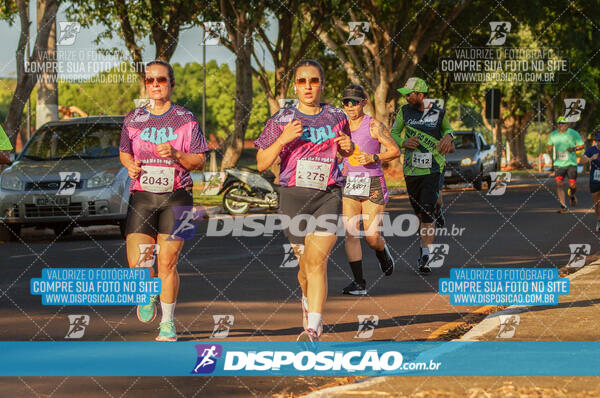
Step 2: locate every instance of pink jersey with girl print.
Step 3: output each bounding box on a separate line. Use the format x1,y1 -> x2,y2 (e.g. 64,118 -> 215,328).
254,104 -> 350,188
119,104 -> 209,192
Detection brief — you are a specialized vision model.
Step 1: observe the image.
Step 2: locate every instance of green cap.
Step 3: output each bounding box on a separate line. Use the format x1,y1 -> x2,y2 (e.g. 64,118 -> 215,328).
398,77 -> 428,95
557,116 -> 568,124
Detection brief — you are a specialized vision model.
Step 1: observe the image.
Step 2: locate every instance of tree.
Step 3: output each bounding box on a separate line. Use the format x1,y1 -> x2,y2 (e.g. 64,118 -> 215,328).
67,0 -> 200,95
3,0 -> 58,146
311,0 -> 472,128
173,60 -> 268,142
36,0 -> 58,129
198,0 -> 265,170
252,1 -> 323,115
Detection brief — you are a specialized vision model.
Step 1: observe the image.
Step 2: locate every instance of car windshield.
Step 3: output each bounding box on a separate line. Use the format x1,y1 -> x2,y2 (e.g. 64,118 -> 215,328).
455,134 -> 476,149
21,124 -> 121,160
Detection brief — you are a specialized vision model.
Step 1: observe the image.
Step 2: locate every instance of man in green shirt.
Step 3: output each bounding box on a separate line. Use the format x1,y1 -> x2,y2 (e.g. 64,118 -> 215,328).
390,77 -> 455,273
0,124 -> 13,164
547,116 -> 584,213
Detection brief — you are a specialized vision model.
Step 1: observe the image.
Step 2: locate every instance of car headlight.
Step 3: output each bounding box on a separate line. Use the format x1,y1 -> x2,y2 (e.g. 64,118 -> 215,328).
460,158 -> 473,166
1,174 -> 23,191
86,171 -> 116,188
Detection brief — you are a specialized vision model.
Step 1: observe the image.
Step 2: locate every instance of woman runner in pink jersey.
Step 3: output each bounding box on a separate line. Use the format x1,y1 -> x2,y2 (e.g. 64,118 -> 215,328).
255,60 -> 354,342
119,60 -> 208,341
340,85 -> 400,296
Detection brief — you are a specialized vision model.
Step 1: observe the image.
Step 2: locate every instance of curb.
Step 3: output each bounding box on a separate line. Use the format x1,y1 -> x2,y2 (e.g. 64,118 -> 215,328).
203,205 -> 222,217
459,260 -> 600,341
304,262 -> 599,397
303,376 -> 389,398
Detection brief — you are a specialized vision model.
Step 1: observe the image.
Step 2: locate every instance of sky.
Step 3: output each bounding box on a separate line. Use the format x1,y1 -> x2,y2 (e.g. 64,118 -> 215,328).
0,4 -> 276,79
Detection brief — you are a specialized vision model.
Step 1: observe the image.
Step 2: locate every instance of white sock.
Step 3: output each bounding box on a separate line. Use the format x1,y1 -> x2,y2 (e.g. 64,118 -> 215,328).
160,301 -> 176,323
302,296 -> 308,311
307,312 -> 321,331
421,247 -> 430,258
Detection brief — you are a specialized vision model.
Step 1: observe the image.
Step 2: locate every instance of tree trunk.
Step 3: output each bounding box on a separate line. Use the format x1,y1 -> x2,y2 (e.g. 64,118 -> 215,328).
220,30 -> 253,170
5,0 -> 58,146
36,0 -> 58,129
113,0 -> 145,97
504,113 -> 531,169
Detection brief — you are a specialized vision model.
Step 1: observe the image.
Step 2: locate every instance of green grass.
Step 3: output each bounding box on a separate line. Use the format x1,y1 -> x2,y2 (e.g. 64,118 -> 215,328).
193,191 -> 223,207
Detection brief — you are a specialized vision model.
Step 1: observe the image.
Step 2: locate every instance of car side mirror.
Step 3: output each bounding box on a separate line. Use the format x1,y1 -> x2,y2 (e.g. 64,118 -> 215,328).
9,153 -> 15,163
482,144 -> 491,150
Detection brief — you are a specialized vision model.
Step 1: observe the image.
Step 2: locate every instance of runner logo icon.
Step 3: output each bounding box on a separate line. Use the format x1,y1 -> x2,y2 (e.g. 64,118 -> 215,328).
203,22 -> 226,46
277,98 -> 298,109
136,244 -> 160,268
562,99 -> 586,123
211,315 -> 234,338
65,315 -> 89,339
134,98 -> 155,109
486,22 -> 511,46
428,244 -> 449,268
199,172 -> 226,196
355,315 -> 379,339
57,171 -> 80,195
280,244 -> 299,268
487,172 -> 511,196
496,314 -> 520,338
168,206 -> 204,241
422,99 -> 444,123
57,22 -> 81,46
192,344 -> 222,374
567,244 -> 590,268
346,22 -> 370,45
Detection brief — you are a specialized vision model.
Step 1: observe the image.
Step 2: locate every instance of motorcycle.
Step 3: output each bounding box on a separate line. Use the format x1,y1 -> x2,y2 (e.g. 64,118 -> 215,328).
218,167 -> 279,215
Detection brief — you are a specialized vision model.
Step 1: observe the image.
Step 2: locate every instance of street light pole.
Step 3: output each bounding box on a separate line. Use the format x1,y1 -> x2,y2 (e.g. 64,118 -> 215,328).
538,97 -> 542,172
202,29 -> 206,134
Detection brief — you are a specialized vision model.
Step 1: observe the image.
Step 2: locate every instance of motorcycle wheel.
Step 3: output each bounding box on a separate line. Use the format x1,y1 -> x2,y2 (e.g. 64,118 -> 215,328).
223,183 -> 251,215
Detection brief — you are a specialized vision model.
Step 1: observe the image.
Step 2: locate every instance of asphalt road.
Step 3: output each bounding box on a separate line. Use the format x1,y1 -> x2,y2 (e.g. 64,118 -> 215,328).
1,177 -> 599,397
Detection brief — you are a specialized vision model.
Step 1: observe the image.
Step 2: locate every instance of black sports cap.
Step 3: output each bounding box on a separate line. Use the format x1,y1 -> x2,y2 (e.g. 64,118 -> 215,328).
342,84 -> 367,101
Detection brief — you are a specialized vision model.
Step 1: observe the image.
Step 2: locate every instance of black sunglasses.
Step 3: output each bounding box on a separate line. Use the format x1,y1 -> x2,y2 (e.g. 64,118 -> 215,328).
343,99 -> 362,107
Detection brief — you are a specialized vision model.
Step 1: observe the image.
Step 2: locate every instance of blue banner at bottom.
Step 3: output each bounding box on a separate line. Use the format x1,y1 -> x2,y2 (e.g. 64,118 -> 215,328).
1,341 -> 598,376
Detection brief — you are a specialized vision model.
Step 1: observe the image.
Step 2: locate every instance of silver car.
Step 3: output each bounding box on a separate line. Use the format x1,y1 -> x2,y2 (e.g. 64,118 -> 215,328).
0,116 -> 130,240
443,130 -> 498,190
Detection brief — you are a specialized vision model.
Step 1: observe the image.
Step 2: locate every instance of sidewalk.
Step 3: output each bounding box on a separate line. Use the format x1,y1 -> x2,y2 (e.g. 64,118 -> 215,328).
306,261 -> 600,397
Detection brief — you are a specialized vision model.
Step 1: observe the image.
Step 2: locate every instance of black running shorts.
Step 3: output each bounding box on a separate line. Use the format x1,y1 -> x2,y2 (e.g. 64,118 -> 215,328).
555,166 -> 577,181
405,173 -> 440,224
125,188 -> 194,237
279,185 -> 342,245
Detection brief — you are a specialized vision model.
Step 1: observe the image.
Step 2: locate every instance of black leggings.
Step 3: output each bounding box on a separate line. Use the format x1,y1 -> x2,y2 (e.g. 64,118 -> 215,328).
125,188 -> 193,237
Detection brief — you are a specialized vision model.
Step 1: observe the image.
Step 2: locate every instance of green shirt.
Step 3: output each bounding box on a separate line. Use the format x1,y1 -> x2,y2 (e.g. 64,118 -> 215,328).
0,124 -> 12,151
390,104 -> 453,176
547,128 -> 583,167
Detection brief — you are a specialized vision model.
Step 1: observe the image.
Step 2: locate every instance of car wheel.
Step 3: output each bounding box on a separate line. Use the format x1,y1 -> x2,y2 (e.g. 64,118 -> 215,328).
473,168 -> 483,191
485,174 -> 493,188
0,222 -> 21,242
119,220 -> 127,238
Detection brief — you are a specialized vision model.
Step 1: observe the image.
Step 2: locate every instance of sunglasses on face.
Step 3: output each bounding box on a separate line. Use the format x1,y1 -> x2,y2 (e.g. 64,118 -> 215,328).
145,76 -> 169,86
343,99 -> 362,107
295,77 -> 321,86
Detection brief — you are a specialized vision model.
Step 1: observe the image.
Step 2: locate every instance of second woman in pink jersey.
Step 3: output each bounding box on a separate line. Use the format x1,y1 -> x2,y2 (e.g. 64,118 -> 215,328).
340,84 -> 401,296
